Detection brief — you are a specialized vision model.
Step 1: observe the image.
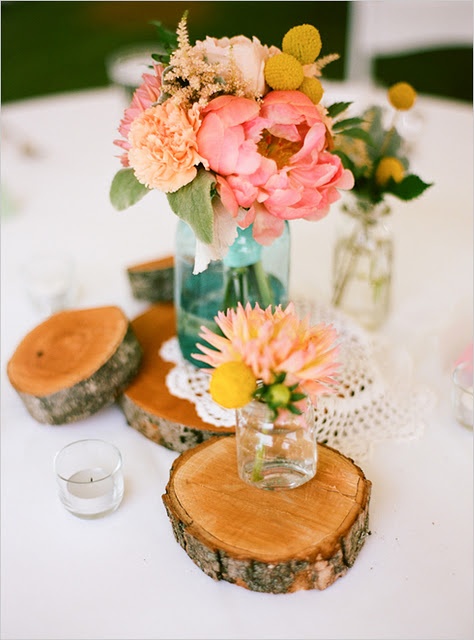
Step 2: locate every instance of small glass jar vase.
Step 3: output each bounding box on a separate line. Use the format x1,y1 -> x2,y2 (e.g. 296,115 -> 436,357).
332,197 -> 393,331
235,398 -> 316,490
175,218 -> 290,366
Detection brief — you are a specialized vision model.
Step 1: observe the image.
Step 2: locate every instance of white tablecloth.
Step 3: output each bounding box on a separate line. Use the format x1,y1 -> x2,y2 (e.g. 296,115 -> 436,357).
1,84 -> 472,640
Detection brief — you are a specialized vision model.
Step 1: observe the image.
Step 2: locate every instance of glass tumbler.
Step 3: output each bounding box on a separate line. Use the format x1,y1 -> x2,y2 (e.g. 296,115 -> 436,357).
54,439 -> 124,519
452,361 -> 473,429
235,399 -> 317,490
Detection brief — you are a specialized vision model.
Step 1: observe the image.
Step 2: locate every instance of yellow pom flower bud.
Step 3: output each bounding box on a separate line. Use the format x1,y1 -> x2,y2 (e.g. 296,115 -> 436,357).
388,82 -> 417,110
209,361 -> 257,409
264,52 -> 305,91
282,24 -> 322,64
375,157 -> 405,185
266,383 -> 291,408
299,76 -> 324,104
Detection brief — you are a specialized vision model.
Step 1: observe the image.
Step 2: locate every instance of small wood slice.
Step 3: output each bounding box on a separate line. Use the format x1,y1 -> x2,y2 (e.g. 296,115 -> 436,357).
163,437 -> 371,593
119,303 -> 234,452
127,255 -> 174,303
7,306 -> 143,425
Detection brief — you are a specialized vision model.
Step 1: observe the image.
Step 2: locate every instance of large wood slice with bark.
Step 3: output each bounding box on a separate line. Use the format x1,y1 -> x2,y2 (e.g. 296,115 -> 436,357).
163,436 -> 371,593
127,255 -> 174,303
119,303 -> 234,452
7,306 -> 143,425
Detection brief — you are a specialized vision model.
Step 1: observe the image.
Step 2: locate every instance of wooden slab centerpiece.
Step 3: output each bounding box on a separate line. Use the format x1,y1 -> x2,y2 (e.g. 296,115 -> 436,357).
7,306 -> 143,424
163,436 -> 372,593
126,255 -> 174,303
119,303 -> 234,452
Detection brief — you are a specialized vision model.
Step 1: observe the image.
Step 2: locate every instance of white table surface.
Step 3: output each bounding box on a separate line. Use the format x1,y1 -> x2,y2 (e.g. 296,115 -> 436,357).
1,83 -> 473,640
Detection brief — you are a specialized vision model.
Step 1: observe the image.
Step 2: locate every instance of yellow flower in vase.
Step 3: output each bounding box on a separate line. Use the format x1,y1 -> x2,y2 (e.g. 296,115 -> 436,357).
330,82 -> 433,330
194,301 -> 341,490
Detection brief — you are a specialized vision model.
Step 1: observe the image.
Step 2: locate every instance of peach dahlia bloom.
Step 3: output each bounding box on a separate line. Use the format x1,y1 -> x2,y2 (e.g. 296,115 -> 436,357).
127,101 -> 207,193
194,302 -> 340,404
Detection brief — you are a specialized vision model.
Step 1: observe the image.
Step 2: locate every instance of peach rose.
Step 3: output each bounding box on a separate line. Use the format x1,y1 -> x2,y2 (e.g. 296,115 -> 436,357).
127,101 -> 206,193
193,35 -> 279,97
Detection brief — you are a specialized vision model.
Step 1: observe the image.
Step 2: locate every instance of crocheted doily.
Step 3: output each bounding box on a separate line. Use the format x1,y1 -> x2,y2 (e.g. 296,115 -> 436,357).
160,300 -> 436,464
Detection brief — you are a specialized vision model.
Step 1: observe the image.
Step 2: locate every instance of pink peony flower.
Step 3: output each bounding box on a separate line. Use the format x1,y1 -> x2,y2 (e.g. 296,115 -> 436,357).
196,90 -> 354,245
194,302 -> 340,405
193,35 -> 279,97
114,63 -> 163,167
127,101 -> 206,193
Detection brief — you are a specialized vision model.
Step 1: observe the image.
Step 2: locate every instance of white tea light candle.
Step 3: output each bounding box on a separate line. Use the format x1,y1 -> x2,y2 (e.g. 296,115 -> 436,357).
55,440 -> 124,518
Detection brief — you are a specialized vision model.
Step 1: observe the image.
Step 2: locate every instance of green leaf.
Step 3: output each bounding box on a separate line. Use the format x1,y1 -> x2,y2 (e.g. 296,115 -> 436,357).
287,404 -> 303,415
167,169 -> 216,244
332,116 -> 366,132
332,149 -> 358,174
385,175 -> 433,201
110,168 -> 150,211
290,393 -> 307,402
339,127 -> 373,145
149,20 -> 178,64
326,101 -> 352,118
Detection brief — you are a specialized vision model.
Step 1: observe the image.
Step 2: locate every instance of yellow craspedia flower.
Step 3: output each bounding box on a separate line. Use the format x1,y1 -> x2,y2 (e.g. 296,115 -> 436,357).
282,24 -> 322,64
375,157 -> 405,185
209,361 -> 257,409
388,82 -> 417,110
299,76 -> 324,104
264,52 -> 304,91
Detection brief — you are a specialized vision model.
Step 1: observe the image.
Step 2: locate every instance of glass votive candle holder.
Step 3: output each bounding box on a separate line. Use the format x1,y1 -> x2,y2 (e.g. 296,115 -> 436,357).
452,361 -> 473,430
54,439 -> 124,519
23,251 -> 77,317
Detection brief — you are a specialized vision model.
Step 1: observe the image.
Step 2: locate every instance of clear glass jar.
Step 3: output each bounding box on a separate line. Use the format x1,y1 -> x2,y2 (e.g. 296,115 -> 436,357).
175,218 -> 290,366
235,398 -> 316,490
332,197 -> 393,330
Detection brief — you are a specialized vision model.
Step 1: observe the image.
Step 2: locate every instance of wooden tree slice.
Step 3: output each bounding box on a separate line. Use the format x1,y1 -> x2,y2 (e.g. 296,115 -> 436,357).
163,436 -> 371,593
127,255 -> 174,303
7,306 -> 143,425
119,303 -> 234,451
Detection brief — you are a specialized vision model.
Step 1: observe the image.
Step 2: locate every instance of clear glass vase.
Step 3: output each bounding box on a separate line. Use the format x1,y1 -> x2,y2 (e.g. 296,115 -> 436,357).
175,219 -> 290,366
332,198 -> 393,331
235,398 -> 316,490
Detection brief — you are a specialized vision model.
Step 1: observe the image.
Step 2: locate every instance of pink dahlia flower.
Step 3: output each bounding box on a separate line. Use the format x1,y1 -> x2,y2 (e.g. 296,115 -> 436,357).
194,302 -> 340,405
114,63 -> 163,167
196,90 -> 354,244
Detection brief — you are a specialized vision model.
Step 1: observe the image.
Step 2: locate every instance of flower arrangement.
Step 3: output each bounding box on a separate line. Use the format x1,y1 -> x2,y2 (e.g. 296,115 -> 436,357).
193,301 -> 340,422
332,81 -> 432,206
110,13 -> 354,274
329,82 -> 433,319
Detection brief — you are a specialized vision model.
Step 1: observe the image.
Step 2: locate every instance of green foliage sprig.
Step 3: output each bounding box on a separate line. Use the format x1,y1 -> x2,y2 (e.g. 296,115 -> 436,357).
329,88 -> 432,205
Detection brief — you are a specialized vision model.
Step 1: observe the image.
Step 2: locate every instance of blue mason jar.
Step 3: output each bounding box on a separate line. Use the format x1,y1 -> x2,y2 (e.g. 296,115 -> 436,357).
174,219 -> 290,366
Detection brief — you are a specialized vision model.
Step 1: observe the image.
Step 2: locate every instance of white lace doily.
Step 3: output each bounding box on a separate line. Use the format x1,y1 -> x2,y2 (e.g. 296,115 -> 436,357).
160,300 -> 436,464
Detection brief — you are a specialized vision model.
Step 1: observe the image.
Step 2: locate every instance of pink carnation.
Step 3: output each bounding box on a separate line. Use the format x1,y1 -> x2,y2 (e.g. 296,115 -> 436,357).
114,63 -> 163,167
127,101 -> 206,193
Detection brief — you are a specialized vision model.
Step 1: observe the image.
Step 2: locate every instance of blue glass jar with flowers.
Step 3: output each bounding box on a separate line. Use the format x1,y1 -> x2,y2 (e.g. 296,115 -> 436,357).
110,14 -> 354,364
